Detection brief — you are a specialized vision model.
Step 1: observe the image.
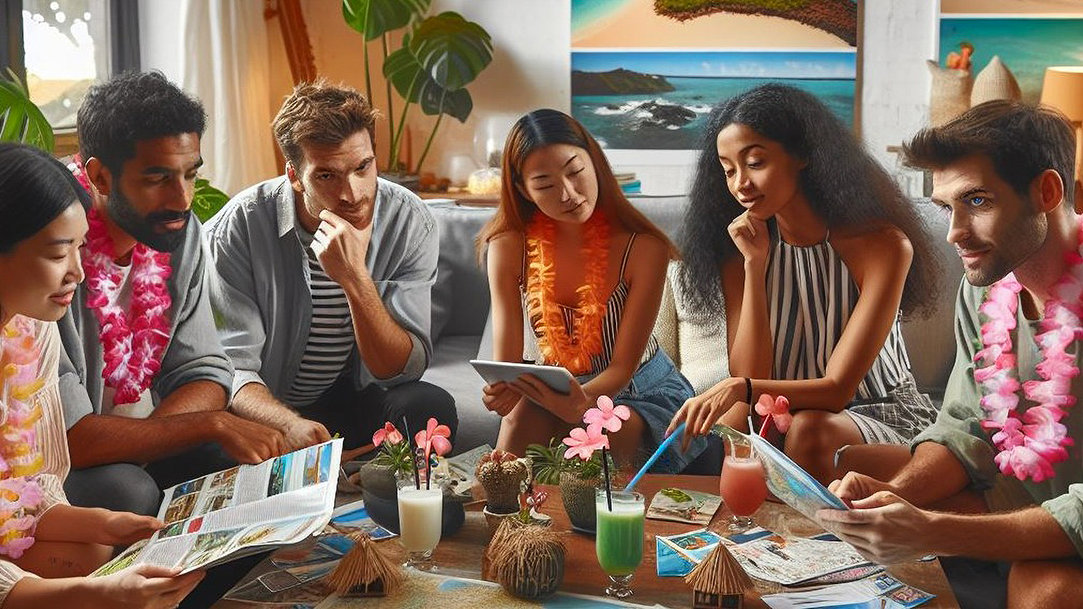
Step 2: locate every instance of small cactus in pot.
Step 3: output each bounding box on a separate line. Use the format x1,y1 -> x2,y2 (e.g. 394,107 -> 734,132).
476,449 -> 530,515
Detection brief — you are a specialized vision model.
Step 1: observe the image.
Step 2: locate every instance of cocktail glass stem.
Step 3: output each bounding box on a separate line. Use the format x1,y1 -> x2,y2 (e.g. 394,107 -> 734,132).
605,574 -> 634,598
728,514 -> 754,532
405,549 -> 436,571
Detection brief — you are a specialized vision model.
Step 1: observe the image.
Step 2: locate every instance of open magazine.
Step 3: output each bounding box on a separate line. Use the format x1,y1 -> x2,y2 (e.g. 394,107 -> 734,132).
91,439 -> 343,576
714,425 -> 847,521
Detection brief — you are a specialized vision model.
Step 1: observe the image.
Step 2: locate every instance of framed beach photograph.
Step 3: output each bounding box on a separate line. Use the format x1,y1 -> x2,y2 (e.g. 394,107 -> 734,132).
941,0 -> 1083,14
570,0 -> 859,165
938,15 -> 1083,104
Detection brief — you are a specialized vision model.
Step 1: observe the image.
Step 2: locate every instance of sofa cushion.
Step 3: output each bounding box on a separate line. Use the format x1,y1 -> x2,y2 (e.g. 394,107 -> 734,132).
421,333 -> 500,453
429,203 -> 495,340
653,262 -> 728,394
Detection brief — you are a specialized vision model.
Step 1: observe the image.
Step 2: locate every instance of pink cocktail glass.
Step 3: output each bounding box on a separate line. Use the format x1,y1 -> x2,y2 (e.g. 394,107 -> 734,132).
718,438 -> 767,532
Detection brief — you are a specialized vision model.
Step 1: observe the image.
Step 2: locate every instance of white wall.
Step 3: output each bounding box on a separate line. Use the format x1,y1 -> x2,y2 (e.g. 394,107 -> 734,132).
137,0 -> 183,84
139,0 -> 938,195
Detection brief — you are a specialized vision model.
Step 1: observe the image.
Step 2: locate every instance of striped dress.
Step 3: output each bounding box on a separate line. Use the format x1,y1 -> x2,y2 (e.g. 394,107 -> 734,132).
766,228 -> 937,443
522,234 -> 657,374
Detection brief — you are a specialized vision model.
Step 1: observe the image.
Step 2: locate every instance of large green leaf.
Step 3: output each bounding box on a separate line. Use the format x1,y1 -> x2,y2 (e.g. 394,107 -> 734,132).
383,47 -> 473,123
0,79 -> 55,153
342,0 -> 431,41
409,12 -> 492,90
191,177 -> 230,223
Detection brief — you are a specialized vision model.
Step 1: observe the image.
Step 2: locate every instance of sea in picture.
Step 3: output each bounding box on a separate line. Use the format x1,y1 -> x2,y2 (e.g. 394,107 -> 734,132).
940,17 -> 1083,104
572,51 -> 855,150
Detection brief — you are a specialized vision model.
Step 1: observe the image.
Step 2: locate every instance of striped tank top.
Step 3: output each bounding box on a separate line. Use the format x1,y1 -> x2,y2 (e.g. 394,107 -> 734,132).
767,229 -> 916,401
521,233 -> 658,376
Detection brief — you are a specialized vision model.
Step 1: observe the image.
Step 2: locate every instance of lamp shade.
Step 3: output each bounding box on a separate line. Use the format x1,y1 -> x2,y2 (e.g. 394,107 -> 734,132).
1041,66 -> 1083,122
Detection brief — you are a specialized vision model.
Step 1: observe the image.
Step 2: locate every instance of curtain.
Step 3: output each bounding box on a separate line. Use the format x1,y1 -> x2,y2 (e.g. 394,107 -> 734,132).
179,0 -> 277,196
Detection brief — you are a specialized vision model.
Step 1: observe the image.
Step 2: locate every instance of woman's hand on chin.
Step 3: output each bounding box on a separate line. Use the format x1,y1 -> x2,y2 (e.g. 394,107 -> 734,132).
728,211 -> 770,268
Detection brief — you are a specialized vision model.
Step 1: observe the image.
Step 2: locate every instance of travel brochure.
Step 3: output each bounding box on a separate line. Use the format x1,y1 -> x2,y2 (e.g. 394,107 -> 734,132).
657,526 -> 880,587
91,439 -> 343,576
761,573 -> 935,609
645,487 -> 722,525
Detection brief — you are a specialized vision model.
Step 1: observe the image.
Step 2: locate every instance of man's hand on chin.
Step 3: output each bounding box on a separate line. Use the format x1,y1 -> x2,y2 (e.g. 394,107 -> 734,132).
312,209 -> 372,286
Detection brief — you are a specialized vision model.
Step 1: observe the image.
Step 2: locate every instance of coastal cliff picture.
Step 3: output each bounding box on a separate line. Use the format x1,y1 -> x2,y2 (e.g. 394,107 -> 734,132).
571,0 -> 857,152
572,51 -> 855,150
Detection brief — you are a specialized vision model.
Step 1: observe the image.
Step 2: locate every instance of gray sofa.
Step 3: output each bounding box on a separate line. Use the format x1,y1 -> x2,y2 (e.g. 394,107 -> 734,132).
422,197 -> 962,456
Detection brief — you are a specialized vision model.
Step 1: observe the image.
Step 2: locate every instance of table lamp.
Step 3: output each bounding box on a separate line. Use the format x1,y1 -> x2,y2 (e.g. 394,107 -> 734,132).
1040,66 -> 1083,212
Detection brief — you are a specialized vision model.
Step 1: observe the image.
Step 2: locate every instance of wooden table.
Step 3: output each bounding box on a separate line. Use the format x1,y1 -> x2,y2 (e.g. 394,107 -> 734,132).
216,474 -> 958,608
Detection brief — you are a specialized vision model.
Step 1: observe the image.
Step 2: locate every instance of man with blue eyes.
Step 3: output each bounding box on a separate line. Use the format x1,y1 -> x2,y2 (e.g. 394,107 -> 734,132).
59,71 -> 288,519
205,80 -> 457,453
819,100 -> 1083,607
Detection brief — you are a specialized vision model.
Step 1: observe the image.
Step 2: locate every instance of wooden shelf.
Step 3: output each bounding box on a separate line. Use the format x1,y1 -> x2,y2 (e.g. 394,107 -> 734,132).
419,191 -> 500,207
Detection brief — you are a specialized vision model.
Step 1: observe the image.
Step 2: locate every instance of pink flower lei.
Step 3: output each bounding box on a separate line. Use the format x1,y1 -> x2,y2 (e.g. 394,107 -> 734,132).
0,317 -> 46,558
975,227 -> 1083,482
81,203 -> 173,406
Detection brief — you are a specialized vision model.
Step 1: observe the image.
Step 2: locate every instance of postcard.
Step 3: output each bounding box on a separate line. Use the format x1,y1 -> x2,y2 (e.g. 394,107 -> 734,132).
646,487 -> 722,525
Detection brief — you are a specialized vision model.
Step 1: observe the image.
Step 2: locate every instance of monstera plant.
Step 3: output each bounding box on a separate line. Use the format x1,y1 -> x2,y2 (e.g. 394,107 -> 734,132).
0,72 -> 54,152
343,0 -> 493,175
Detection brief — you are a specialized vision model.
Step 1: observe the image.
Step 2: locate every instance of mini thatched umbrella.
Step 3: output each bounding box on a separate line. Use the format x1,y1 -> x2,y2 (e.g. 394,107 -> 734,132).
324,532 -> 404,597
683,543 -> 754,609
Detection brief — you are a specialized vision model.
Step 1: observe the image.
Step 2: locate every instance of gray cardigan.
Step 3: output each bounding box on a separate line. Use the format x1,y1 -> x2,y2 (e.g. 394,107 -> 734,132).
203,176 -> 437,400
58,216 -> 235,428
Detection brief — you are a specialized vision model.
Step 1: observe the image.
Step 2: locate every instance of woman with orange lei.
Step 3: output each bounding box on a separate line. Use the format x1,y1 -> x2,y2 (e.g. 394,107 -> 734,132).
0,144 -> 202,608
477,109 -> 707,472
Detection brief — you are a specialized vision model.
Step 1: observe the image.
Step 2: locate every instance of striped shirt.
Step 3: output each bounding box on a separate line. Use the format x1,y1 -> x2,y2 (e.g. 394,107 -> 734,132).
767,230 -> 914,400
284,231 -> 356,407
522,234 -> 658,375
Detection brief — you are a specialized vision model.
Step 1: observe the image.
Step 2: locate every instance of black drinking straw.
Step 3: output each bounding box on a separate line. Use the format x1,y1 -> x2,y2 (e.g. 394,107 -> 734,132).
601,446 -> 613,511
402,416 -> 421,490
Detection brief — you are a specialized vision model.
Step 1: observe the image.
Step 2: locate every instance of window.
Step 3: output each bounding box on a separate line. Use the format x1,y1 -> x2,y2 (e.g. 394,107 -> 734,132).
2,0 -> 139,151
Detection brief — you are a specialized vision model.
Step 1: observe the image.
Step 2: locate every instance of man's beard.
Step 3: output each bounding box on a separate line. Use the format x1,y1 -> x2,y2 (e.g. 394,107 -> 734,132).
106,187 -> 190,253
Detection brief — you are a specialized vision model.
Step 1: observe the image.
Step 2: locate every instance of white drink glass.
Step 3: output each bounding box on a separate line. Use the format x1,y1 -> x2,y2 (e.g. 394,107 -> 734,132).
397,485 -> 442,569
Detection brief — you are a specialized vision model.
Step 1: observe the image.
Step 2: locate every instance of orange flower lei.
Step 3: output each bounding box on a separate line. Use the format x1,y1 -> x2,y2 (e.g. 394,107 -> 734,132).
524,210 -> 609,375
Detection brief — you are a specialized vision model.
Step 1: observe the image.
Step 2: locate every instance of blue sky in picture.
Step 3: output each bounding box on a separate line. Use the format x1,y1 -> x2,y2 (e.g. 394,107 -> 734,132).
573,50 -> 856,80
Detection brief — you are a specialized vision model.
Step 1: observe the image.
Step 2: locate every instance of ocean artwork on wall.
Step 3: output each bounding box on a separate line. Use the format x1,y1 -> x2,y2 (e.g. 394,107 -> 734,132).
939,16 -> 1083,104
941,0 -> 1083,14
571,50 -> 855,151
570,0 -> 858,154
572,0 -> 857,48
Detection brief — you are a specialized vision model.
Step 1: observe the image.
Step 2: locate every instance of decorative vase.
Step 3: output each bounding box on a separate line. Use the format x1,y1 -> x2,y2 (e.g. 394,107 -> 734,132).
489,519 -> 565,600
559,471 -> 599,533
356,462 -> 465,537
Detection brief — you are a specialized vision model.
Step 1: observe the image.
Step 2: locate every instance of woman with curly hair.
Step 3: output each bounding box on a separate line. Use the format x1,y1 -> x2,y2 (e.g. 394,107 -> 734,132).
665,84 -> 941,483
477,109 -> 707,472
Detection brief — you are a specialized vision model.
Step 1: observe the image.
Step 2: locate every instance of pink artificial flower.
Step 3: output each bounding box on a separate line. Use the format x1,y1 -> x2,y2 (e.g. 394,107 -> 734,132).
562,425 -> 609,460
583,395 -> 631,433
372,422 -> 403,447
994,445 -> 1056,482
415,417 -> 452,458
754,394 -> 792,433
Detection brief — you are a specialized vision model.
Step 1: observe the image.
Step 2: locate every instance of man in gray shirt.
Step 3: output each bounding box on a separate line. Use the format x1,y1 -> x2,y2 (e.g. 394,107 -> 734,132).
60,71 -> 287,517
205,81 -> 457,452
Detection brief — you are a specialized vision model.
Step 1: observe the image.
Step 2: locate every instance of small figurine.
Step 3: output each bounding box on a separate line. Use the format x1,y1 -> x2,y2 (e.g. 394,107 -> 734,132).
324,532 -> 404,597
684,543 -> 754,609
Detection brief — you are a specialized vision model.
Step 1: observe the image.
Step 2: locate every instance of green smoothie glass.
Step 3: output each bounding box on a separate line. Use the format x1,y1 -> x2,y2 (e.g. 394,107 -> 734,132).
595,489 -> 645,598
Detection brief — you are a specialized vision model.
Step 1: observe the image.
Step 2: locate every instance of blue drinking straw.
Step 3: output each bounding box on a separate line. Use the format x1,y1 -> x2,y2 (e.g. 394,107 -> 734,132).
624,422 -> 685,493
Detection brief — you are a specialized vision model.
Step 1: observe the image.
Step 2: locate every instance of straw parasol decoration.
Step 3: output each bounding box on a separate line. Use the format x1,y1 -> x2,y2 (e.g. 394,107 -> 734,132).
324,532 -> 405,596
683,543 -> 753,595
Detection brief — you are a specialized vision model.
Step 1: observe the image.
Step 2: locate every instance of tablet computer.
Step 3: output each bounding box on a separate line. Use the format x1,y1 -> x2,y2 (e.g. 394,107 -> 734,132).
469,360 -> 575,393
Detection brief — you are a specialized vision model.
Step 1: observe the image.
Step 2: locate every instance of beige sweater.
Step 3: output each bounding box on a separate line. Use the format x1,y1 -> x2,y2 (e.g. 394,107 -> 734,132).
0,318 -> 72,605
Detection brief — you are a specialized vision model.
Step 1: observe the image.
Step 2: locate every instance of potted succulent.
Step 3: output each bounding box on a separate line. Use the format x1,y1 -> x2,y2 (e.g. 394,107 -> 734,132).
342,0 -> 493,177
476,448 -> 531,528
357,419 -> 465,536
